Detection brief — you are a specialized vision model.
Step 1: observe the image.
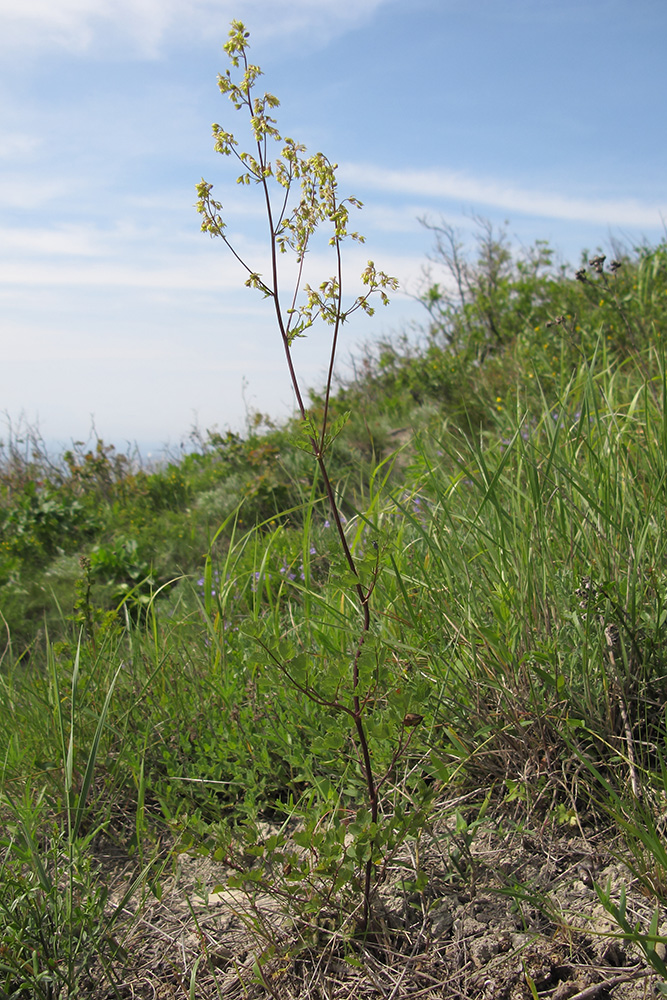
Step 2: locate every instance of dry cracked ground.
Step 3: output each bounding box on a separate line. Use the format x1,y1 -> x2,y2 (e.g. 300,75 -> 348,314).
87,801 -> 667,1000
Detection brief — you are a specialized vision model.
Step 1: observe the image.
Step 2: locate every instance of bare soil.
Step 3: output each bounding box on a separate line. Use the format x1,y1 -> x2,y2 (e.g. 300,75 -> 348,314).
88,806 -> 665,999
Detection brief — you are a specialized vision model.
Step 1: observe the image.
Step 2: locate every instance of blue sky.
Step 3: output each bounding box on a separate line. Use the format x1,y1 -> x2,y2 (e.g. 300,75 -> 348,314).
1,0 -> 666,455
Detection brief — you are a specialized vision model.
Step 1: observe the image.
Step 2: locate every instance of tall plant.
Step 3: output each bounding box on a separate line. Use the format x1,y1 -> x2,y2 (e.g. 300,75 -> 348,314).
196,21 -> 398,931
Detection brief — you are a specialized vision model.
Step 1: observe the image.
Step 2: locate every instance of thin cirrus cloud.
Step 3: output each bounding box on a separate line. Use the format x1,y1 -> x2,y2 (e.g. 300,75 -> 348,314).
0,239 -> 250,290
0,0 -> 389,55
0,131 -> 40,159
0,224 -> 103,257
0,214 -> 419,299
339,164 -> 667,230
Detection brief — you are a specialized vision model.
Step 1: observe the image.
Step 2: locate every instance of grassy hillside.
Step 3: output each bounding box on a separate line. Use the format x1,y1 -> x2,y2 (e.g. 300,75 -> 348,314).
2,231 -> 667,997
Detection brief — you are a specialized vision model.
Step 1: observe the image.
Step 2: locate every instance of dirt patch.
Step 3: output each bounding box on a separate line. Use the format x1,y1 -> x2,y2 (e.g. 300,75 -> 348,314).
87,810 -> 664,999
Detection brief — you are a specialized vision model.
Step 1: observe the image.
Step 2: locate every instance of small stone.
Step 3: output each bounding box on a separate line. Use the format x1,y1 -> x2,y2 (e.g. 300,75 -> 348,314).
430,901 -> 453,938
469,935 -> 501,967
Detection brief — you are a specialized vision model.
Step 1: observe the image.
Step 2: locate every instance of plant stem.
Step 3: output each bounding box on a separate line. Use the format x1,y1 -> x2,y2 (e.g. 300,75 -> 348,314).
237,46 -> 378,929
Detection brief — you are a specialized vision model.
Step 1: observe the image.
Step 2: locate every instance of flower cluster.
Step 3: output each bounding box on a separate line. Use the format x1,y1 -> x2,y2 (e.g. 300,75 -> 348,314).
196,568 -> 221,597
277,545 -> 317,583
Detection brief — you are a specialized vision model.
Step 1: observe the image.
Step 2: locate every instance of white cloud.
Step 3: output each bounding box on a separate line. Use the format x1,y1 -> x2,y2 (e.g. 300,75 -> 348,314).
0,212 -> 422,297
0,252 -> 244,290
0,132 -> 40,159
358,203 -> 434,234
0,0 -> 157,53
0,0 -> 388,56
0,224 -> 103,256
0,218 -> 264,289
339,164 -> 667,229
0,174 -> 73,209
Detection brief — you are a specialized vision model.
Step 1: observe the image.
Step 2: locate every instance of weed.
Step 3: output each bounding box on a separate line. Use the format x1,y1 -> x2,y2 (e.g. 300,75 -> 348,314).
196,20 -> 407,933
